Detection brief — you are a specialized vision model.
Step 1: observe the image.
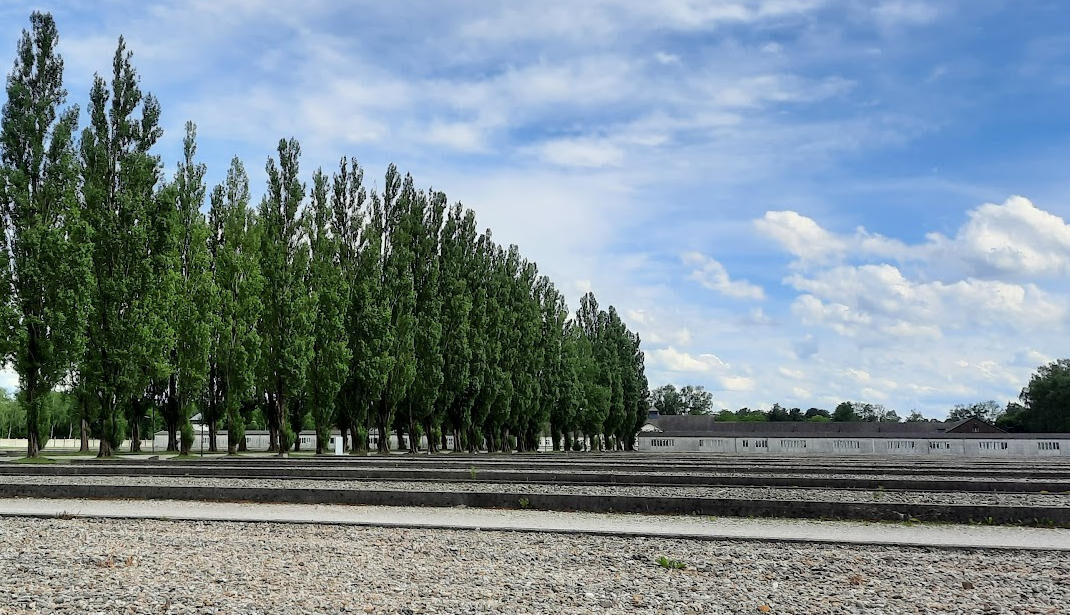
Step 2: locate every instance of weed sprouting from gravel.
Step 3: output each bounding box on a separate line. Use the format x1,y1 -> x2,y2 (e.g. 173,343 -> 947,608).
657,556 -> 686,570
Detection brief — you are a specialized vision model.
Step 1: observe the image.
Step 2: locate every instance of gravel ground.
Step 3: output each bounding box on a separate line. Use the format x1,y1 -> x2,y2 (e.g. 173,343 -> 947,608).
1,516 -> 1068,614
57,465 -> 1070,484
4,475 -> 1070,507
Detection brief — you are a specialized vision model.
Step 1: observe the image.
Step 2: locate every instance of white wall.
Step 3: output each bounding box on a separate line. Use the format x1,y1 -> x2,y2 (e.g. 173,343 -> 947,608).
636,435 -> 1070,458
0,438 -> 154,451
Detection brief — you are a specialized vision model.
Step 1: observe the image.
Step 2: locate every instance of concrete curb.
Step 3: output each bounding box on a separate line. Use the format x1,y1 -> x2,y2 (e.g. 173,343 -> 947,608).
65,456 -> 1070,479
2,464 -> 1067,492
4,508 -> 1067,552
1,482 -> 1067,527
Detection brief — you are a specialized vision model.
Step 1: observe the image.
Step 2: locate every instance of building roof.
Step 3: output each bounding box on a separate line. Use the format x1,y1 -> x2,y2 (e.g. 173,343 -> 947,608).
639,415 -> 1065,439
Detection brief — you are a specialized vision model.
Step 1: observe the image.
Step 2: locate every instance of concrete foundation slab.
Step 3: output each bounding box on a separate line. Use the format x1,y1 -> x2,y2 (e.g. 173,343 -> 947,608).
1,497 -> 1068,551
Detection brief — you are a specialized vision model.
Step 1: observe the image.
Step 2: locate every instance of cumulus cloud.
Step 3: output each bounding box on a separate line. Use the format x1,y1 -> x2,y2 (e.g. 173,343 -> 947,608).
649,346 -> 730,372
683,251 -> 765,300
647,346 -> 756,391
758,197 -> 1070,280
787,263 -> 1064,339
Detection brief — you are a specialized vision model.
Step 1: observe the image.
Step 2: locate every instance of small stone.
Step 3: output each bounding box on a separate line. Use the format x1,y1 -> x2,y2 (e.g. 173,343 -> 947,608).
963,581 -> 975,590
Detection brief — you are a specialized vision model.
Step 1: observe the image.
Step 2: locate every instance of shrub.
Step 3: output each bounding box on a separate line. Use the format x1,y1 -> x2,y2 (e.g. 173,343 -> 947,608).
180,422 -> 194,454
279,423 -> 295,453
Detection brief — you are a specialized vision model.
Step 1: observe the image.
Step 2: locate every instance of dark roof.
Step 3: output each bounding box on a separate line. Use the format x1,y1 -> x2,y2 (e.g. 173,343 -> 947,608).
945,417 -> 1005,434
640,416 -> 1061,439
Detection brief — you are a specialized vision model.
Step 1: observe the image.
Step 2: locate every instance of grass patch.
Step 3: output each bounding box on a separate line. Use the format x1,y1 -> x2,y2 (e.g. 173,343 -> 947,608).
13,456 -> 57,464
656,556 -> 686,570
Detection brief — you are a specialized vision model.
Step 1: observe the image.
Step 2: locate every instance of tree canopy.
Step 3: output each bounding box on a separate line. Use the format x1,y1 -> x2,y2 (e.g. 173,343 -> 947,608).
0,13 -> 650,456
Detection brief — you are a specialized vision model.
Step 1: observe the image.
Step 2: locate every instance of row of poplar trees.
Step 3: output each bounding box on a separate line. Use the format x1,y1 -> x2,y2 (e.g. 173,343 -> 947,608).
0,14 -> 649,458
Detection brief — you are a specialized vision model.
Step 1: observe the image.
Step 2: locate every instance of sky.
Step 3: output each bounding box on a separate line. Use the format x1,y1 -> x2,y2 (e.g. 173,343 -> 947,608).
2,0 -> 1070,417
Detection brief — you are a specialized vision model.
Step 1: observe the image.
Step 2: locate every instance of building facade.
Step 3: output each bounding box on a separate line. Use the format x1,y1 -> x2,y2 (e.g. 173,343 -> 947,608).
637,415 -> 1070,458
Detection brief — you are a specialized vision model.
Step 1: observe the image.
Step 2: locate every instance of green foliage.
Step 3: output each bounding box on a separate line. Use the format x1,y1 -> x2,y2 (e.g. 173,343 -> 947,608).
306,168 -> 351,454
1017,360 -> 1070,432
165,122 -> 215,450
833,402 -> 858,422
0,12 -> 92,457
179,421 -> 193,454
651,384 -> 713,416
258,138 -> 313,454
80,36 -> 164,458
208,156 -> 263,454
948,400 -> 1002,423
279,423 -> 295,453
656,556 -> 686,570
1,13 -> 654,460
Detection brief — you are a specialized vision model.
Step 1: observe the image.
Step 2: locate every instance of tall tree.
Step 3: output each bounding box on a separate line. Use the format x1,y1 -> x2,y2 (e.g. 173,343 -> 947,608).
306,168 -> 350,454
332,157 -> 389,453
208,157 -> 262,455
372,166 -> 416,453
166,123 -> 215,453
258,138 -> 312,454
0,12 -> 92,457
403,189 -> 445,453
80,37 -> 163,457
437,204 -> 474,450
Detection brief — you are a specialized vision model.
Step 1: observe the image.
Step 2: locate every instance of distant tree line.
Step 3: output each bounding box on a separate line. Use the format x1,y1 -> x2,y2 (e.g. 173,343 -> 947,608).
0,14 -> 649,458
654,361 -> 1070,433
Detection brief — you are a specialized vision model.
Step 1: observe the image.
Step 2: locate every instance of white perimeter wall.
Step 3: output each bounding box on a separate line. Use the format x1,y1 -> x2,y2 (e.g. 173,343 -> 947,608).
637,435 -> 1070,458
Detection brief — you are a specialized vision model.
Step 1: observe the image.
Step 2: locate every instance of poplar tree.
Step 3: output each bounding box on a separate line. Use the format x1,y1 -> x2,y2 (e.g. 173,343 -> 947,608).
208,157 -> 262,455
332,157 -> 390,453
404,189 -> 445,452
258,138 -> 312,454
467,234 -> 501,451
306,168 -> 350,454
80,38 -> 163,457
153,122 -> 213,454
372,166 -> 416,453
0,12 -> 92,457
438,204 -> 474,449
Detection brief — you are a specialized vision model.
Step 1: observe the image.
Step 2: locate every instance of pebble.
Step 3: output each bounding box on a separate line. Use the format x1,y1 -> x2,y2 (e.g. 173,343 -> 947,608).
0,516 -> 1067,614
3,474 -> 1068,507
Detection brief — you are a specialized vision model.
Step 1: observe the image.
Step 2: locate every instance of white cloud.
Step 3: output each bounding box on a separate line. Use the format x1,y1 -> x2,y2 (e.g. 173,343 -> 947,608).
933,196 -> 1070,278
711,74 -> 854,108
647,346 -> 755,391
424,121 -> 488,152
536,138 -> 625,168
755,210 -> 847,264
874,1 -> 943,26
759,197 -> 1070,280
683,251 -> 765,300
788,263 -> 1064,338
779,367 -> 804,379
649,346 -> 729,372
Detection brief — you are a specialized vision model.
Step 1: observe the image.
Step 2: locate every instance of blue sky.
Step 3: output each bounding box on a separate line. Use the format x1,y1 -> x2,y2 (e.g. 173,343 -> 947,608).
3,0 -> 1070,417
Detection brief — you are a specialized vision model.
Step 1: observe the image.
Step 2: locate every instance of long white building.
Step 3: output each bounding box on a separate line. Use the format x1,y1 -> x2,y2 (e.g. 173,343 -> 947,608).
637,415 -> 1070,458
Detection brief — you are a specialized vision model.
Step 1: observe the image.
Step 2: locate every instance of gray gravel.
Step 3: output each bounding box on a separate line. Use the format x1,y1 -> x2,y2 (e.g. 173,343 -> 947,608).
1,516 -> 1068,614
87,464 -> 1070,483
4,474 -> 1070,507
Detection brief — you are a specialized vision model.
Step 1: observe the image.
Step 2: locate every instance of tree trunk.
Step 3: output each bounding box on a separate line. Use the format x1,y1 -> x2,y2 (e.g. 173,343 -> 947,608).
129,415 -> 140,453
166,420 -> 178,452
275,393 -> 288,457
208,421 -> 218,453
376,402 -> 389,454
79,418 -> 90,453
27,430 -> 40,459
